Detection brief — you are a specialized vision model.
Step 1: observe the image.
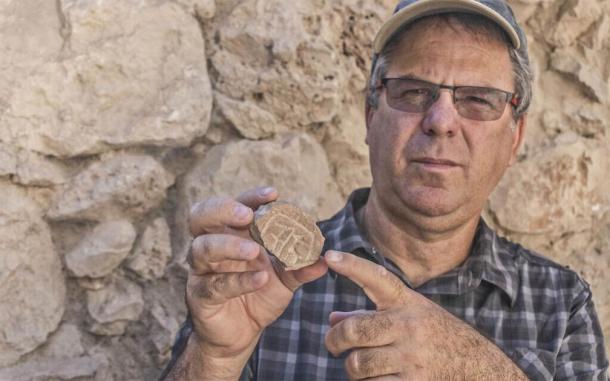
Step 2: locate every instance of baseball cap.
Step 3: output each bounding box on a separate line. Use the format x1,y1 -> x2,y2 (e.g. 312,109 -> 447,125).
373,0 -> 528,55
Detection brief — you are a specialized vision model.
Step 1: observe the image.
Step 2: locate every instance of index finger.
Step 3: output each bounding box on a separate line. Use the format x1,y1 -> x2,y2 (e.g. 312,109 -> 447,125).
324,250 -> 409,310
189,187 -> 278,236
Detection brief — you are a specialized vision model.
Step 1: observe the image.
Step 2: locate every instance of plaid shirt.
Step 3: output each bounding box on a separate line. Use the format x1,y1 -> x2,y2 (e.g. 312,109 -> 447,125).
162,188 -> 608,380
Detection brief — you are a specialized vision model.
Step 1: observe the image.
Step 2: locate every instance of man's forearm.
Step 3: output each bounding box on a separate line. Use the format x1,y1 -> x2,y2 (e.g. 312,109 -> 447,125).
162,335 -> 249,381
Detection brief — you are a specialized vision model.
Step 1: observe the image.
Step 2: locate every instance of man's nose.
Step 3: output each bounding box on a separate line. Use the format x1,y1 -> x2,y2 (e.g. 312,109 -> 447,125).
420,90 -> 459,137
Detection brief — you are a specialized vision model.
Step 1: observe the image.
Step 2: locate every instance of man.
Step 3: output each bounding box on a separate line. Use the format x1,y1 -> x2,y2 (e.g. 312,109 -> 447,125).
161,0 -> 609,379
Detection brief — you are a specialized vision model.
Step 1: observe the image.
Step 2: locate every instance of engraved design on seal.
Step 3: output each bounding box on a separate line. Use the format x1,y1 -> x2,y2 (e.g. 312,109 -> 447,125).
260,213 -> 315,267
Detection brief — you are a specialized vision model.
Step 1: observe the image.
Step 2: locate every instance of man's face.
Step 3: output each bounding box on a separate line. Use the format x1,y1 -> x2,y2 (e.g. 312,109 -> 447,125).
366,18 -> 525,230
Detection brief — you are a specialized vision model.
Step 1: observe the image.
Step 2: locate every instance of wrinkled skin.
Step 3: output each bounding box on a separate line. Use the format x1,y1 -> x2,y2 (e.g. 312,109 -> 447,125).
324,251 -> 527,380
165,187 -> 328,381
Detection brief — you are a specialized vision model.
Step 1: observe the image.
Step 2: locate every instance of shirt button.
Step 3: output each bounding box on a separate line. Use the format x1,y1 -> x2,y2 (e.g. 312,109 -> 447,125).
466,272 -> 475,287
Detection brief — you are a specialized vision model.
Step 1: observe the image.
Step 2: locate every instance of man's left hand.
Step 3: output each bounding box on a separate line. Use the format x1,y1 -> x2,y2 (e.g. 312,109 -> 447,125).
323,250 -> 527,381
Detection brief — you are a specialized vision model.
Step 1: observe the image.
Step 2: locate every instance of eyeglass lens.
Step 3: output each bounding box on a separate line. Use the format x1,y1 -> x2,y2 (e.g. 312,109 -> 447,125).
383,78 -> 512,121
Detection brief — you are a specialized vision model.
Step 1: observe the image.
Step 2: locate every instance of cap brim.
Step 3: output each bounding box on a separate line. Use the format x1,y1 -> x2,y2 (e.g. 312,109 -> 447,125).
373,0 -> 521,54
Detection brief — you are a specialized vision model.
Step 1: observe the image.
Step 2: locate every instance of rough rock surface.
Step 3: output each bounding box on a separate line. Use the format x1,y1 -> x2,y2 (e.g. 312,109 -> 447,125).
48,154 -> 175,221
490,136 -> 598,235
150,301 -> 181,360
39,323 -> 85,359
126,218 -> 173,280
547,0 -> 602,48
0,183 -> 66,367
0,1 -> 213,157
0,0 -> 63,108
0,144 -> 68,186
87,277 -> 144,326
14,151 -> 68,187
66,220 -> 137,278
0,143 -> 18,177
250,202 -> 325,270
550,47 -> 609,103
0,354 -> 109,381
210,0 -> 394,139
88,321 -> 130,337
0,0 -> 609,378
323,100 -> 372,196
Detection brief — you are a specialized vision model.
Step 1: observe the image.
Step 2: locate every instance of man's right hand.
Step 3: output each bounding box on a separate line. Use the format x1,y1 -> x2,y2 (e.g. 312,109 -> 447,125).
178,187 -> 328,380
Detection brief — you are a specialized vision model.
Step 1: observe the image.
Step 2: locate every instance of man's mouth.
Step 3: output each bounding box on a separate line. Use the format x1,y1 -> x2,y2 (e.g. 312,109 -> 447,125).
411,157 -> 460,167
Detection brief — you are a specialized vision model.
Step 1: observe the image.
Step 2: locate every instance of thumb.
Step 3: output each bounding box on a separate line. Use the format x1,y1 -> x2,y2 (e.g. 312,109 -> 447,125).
329,310 -> 371,327
278,257 -> 328,292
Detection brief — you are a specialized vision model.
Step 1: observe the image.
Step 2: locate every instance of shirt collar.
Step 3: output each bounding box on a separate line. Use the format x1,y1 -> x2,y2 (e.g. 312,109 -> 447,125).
319,187 -> 520,305
465,220 -> 521,306
320,188 -> 374,255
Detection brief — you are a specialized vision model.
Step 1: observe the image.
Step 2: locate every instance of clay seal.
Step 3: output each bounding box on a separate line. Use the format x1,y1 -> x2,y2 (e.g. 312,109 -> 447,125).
249,202 -> 325,270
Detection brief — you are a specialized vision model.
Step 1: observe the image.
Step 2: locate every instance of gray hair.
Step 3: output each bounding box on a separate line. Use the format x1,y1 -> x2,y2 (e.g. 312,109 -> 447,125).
367,13 -> 533,120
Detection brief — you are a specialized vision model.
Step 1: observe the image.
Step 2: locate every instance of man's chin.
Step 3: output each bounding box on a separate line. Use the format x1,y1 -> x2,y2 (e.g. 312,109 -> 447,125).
407,201 -> 457,218
398,187 -> 461,218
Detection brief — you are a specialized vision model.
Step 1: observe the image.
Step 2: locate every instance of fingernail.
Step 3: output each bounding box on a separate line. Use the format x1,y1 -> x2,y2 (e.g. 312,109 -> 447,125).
259,187 -> 275,197
240,241 -> 258,257
234,205 -> 250,219
325,251 -> 343,262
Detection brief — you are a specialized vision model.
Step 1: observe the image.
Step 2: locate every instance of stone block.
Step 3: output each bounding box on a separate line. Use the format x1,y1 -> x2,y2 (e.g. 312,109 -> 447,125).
14,150 -> 68,187
0,0 -> 63,104
87,277 -> 144,325
66,220 -> 137,278
0,1 -> 212,157
548,0 -> 601,47
0,354 -> 108,381
215,92 -> 279,139
48,154 -> 174,221
210,0 -> 392,136
150,302 -> 181,356
39,323 -> 84,359
490,137 -> 598,235
550,47 -> 609,103
0,144 -> 67,186
126,218 -> 172,280
0,182 -> 66,367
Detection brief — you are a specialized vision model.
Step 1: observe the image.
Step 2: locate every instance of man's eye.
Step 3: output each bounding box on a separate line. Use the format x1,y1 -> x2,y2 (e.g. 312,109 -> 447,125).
398,88 -> 430,98
409,88 -> 429,95
464,96 -> 493,106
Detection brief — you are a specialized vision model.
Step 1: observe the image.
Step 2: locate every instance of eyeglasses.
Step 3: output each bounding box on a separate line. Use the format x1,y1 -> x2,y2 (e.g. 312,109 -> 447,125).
379,77 -> 520,121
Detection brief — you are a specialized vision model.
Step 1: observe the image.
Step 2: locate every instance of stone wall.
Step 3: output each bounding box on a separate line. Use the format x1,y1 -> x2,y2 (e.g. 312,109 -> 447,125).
0,0 -> 608,379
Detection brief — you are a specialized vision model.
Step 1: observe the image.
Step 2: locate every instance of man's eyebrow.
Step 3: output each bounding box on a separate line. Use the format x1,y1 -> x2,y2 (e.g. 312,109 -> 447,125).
391,74 -> 435,85
391,74 -> 504,90
393,73 -> 421,80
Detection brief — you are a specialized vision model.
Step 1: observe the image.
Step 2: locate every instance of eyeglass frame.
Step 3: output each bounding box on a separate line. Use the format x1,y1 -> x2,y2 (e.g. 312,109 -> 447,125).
376,77 -> 521,121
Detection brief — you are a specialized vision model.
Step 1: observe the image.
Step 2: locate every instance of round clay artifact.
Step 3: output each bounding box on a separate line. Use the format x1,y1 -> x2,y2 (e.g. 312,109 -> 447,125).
249,202 -> 325,270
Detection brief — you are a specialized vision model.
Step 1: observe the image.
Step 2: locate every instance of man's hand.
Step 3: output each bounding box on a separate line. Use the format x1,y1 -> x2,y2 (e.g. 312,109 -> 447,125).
169,187 -> 328,381
323,250 -> 528,381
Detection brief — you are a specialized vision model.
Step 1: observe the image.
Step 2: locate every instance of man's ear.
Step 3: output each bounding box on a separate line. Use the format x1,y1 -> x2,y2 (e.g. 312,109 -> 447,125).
364,99 -> 375,145
509,114 -> 527,166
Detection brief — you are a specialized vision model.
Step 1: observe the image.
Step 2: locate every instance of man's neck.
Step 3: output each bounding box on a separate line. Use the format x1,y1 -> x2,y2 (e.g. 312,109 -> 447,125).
361,189 -> 480,288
